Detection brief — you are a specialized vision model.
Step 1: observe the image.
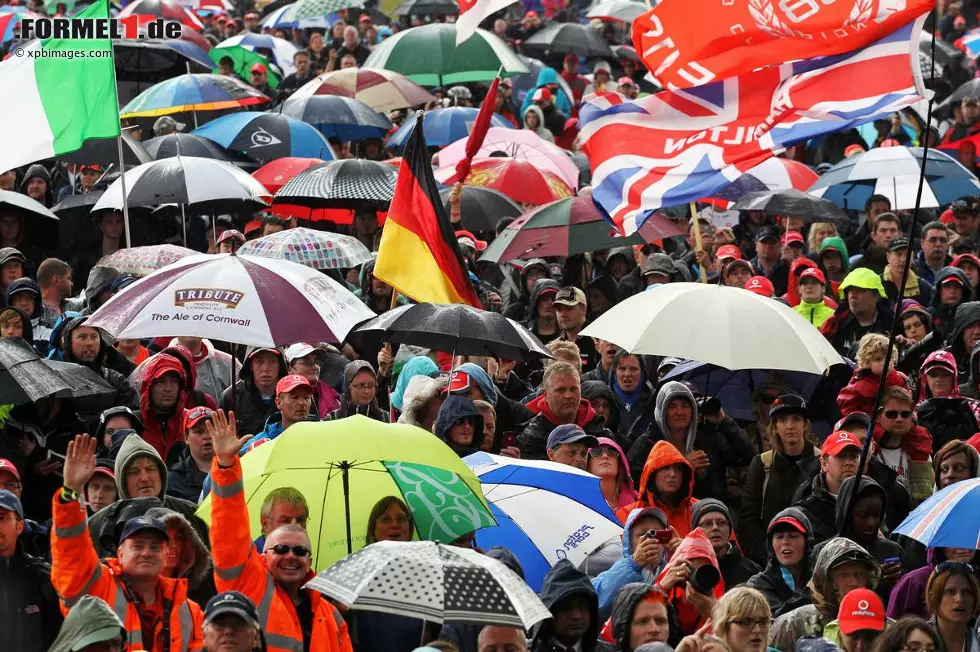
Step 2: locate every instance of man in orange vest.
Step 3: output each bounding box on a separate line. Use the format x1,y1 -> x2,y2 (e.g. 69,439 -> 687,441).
207,410 -> 353,652
52,434 -> 205,652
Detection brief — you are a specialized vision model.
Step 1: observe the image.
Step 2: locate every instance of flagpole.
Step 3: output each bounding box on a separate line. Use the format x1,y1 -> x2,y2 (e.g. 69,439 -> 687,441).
451,66 -> 504,223
106,0 -> 131,249
689,201 -> 707,283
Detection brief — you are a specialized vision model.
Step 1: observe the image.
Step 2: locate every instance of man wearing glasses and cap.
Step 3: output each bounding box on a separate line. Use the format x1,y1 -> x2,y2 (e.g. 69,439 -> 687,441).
202,592 -> 263,652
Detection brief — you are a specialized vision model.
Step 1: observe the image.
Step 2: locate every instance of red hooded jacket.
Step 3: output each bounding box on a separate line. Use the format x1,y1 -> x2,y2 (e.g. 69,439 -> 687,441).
837,368 -> 910,417
783,257 -> 839,309
656,529 -> 724,635
139,353 -> 190,462
526,393 -> 599,429
616,440 -> 697,536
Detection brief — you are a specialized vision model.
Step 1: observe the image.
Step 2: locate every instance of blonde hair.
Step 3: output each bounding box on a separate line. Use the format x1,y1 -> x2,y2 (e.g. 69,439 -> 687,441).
545,340 -> 581,372
711,587 -> 772,641
856,333 -> 890,369
807,222 -> 838,252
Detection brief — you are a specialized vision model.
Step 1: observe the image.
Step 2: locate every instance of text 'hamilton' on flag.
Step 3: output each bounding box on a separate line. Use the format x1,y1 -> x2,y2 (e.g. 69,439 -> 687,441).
580,16 -> 931,236
373,112 -> 482,307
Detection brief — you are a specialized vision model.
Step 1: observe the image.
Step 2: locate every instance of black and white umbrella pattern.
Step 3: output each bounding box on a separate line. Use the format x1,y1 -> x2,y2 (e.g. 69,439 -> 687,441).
275,159 -> 397,207
305,541 -> 551,629
92,156 -> 272,213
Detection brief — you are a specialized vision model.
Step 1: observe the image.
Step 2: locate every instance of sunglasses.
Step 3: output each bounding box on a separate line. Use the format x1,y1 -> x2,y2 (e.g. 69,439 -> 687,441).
936,561 -> 974,573
187,407 -> 213,420
268,544 -> 311,557
589,446 -> 618,458
883,410 -> 912,419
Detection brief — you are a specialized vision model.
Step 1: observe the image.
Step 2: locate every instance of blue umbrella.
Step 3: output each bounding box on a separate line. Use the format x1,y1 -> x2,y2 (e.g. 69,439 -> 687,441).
463,452 -> 623,591
192,111 -> 336,163
894,477 -> 980,548
279,95 -> 393,142
386,107 -> 514,150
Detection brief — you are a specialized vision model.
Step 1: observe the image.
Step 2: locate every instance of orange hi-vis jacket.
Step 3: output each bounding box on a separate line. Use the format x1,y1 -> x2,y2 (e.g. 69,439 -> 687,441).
50,492 -> 204,652
210,457 -> 354,652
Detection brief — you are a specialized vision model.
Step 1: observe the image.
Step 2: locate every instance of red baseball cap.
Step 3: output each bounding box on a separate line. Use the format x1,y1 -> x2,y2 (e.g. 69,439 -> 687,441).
844,144 -> 866,157
183,406 -> 215,431
744,276 -> 774,297
822,430 -> 862,456
617,76 -> 634,87
799,267 -> 826,285
455,230 -> 487,251
768,515 -> 806,534
781,231 -> 805,247
448,370 -> 471,393
524,10 -> 538,18
250,63 -> 267,74
276,374 -> 312,396
0,458 -> 19,482
532,87 -> 552,103
837,589 -> 885,635
716,244 -> 741,261
563,53 -> 578,64
245,12 -> 259,19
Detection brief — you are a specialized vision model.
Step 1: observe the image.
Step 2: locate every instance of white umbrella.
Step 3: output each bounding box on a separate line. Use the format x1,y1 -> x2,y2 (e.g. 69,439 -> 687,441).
305,540 -> 551,629
0,188 -> 59,222
86,253 -> 376,347
580,283 -> 846,374
586,0 -> 646,23
218,33 -> 299,75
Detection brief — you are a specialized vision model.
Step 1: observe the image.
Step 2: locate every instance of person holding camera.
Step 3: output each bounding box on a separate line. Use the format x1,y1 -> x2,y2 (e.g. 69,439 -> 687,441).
691,499 -> 760,591
651,529 -> 725,636
592,507 -> 676,622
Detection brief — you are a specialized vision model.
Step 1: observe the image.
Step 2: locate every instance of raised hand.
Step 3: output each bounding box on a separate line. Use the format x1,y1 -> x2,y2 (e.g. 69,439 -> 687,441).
63,434 -> 97,493
206,410 -> 250,467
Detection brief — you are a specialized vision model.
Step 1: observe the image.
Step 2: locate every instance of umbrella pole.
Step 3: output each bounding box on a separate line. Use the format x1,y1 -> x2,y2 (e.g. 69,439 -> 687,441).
342,461 -> 353,555
115,136 -> 133,249
187,62 -> 199,130
181,204 -> 188,247
689,201 -> 707,283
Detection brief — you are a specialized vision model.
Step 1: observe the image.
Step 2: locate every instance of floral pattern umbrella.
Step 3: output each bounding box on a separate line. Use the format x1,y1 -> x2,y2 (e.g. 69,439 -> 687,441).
237,227 -> 372,270
97,244 -> 199,277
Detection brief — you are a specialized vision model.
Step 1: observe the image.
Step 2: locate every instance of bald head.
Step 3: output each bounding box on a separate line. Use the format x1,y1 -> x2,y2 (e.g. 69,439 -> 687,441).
478,626 -> 527,652
266,523 -> 310,549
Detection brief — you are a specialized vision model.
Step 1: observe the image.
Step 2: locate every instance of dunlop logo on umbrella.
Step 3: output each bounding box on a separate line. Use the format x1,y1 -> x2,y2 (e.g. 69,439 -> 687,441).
174,289 -> 245,308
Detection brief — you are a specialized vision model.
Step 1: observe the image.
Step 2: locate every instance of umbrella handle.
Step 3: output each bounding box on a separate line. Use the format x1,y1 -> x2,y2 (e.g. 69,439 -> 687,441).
342,461 -> 352,555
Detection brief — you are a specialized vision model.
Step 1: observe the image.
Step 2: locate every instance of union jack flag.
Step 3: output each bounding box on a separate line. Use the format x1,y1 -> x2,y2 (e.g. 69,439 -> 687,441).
580,16 -> 931,235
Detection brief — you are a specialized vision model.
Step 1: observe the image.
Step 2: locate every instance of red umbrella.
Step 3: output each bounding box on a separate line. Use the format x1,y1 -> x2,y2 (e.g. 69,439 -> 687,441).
119,0 -> 204,31
435,158 -> 574,206
293,68 -> 435,113
252,157 -> 328,194
269,204 -> 387,225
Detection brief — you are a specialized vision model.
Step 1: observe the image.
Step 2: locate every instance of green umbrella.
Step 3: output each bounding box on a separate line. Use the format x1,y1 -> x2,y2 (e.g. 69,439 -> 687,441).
210,45 -> 281,90
45,0 -> 76,15
363,23 -> 528,86
197,415 -> 495,571
292,0 -> 364,19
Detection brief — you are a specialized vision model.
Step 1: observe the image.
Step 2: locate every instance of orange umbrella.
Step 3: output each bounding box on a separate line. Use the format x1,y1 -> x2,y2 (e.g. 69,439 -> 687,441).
435,158 -> 573,206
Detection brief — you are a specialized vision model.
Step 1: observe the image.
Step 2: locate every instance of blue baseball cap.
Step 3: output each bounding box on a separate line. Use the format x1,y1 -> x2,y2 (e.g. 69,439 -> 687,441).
0,489 -> 22,519
546,424 -> 598,451
119,515 -> 168,543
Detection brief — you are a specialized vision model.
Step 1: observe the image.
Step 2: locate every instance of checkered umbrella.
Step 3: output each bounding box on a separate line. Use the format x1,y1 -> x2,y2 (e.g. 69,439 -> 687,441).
291,0 -> 364,21
274,159 -> 397,208
237,227 -> 372,270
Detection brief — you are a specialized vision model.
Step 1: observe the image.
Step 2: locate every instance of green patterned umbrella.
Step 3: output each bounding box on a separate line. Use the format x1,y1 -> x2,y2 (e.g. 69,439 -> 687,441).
197,415 -> 496,571
292,0 -> 364,20
363,23 -> 528,86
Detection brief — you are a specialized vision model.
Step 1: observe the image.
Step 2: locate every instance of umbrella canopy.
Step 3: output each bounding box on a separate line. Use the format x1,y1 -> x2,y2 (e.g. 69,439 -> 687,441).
0,8 -> 40,46
387,108 -> 514,150
587,0 -> 646,23
352,303 -> 552,361
113,39 -> 214,82
293,68 -> 434,113
808,147 -> 980,210
237,227 -> 372,270
93,156 -> 271,213
88,253 -> 375,346
252,157 -> 329,193
306,541 -> 550,628
480,196 -> 683,262
438,186 -> 521,232
197,416 -> 493,569
581,283 -> 846,374
58,131 -> 151,168
192,112 -> 336,163
508,55 -> 576,107
274,159 -> 396,208
435,158 -> 574,205
279,95 -> 392,142
463,452 -> 623,591
217,32 -> 298,75
143,133 -> 254,164
120,74 -> 270,119
731,189 -> 850,222
52,190 -> 104,219
436,127 -> 579,188
394,0 -> 458,16
0,338 -> 72,404
96,244 -> 199,276
209,46 -> 282,89
893,478 -> 980,549
0,189 -> 59,223
742,158 -> 819,192
117,0 -> 204,29
291,0 -> 364,20
612,44 -> 640,63
42,359 -> 118,413
363,23 -> 528,86
523,22 -> 614,58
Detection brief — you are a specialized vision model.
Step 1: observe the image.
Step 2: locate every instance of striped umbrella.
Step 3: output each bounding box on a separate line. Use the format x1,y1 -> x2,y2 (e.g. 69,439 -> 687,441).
894,477 -> 980,549
120,74 -> 270,119
808,147 -> 980,210
463,452 -> 623,591
956,28 -> 980,59
86,253 -> 376,346
293,68 -> 434,112
435,158 -> 574,205
217,32 -> 298,75
117,0 -> 204,30
0,7 -> 41,45
744,158 -> 819,192
387,107 -> 514,150
97,244 -> 199,276
237,227 -> 372,270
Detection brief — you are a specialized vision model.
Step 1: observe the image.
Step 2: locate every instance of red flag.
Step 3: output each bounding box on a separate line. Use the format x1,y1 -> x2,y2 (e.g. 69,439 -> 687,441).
633,0 -> 933,91
455,75 -> 501,184
456,0 -> 517,44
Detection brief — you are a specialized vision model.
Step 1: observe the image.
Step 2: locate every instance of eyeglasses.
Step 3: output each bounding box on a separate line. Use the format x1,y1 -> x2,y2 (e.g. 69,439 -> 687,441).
0,481 -> 21,492
268,544 -> 311,557
936,561 -> 974,573
730,617 -> 771,630
588,446 -> 618,458
883,410 -> 912,419
698,518 -> 729,531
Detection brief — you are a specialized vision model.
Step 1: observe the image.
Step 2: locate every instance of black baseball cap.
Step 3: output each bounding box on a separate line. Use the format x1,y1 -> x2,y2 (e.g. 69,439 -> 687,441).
205,591 -> 260,628
888,237 -> 910,253
119,515 -> 168,543
755,225 -> 780,243
768,394 -> 807,420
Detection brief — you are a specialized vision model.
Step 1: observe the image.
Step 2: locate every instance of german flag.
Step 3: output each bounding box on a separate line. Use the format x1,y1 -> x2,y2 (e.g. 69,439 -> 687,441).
374,113 -> 482,307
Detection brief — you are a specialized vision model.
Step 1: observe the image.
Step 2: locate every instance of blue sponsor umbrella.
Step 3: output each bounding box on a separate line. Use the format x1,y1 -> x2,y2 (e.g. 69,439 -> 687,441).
193,111 -> 335,163
894,478 -> 980,549
386,106 -> 514,150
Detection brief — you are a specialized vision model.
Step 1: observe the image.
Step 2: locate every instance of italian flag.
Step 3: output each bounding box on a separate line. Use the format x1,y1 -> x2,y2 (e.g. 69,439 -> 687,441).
0,0 -> 120,174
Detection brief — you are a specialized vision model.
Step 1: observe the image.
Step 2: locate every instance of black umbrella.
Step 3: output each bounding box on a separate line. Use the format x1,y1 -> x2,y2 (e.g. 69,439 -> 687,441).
43,360 -> 118,413
523,23 -> 614,58
731,188 -> 849,222
351,303 -> 553,362
279,95 -> 393,142
144,133 -> 257,167
439,186 -> 521,232
275,159 -> 396,208
58,131 -> 151,168
0,338 -> 72,404
394,0 -> 459,16
113,39 -> 213,83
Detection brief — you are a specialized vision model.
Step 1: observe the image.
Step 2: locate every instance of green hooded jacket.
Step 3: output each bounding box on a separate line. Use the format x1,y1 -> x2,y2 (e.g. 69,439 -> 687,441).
48,595 -> 124,652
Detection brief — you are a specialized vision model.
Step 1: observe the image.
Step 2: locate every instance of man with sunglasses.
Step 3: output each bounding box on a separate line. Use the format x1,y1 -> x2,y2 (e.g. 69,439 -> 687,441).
208,410 -> 353,652
873,386 -> 934,503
